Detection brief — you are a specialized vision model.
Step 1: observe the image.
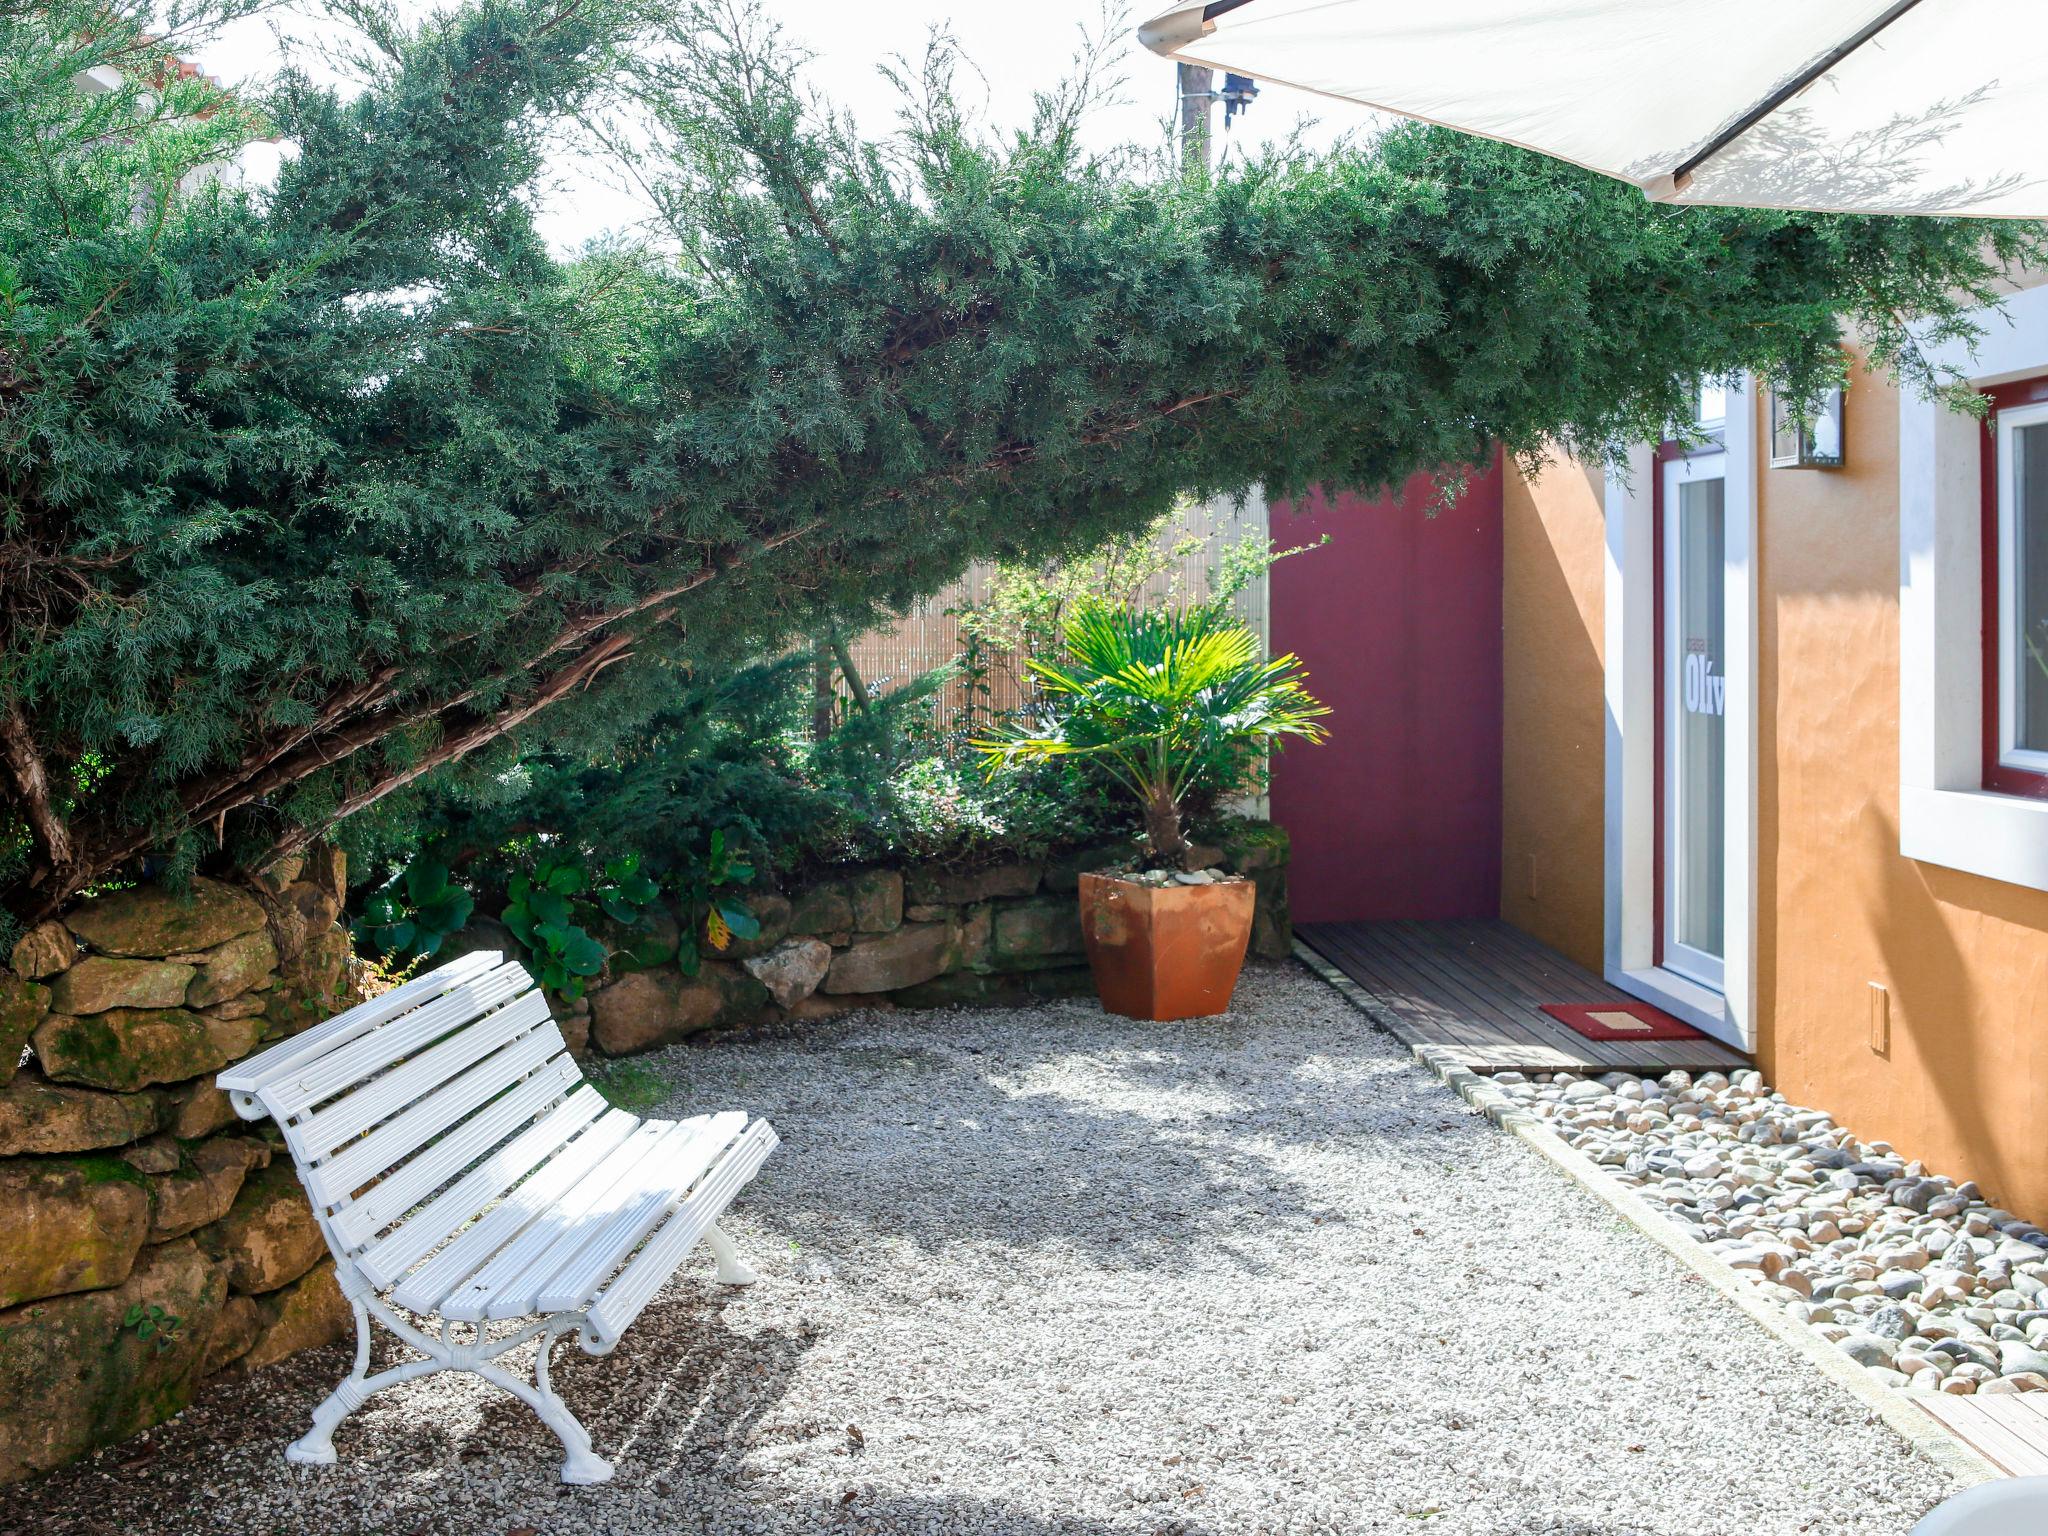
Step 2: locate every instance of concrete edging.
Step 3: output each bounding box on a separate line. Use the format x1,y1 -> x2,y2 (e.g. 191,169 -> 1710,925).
1293,940 -> 2000,1488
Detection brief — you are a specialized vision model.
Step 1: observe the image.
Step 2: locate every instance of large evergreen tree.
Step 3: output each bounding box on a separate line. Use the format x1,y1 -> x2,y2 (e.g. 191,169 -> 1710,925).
1,0 -> 2037,932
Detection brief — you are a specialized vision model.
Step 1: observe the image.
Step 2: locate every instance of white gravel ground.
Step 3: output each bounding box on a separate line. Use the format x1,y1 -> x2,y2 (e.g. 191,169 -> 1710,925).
9,961 -> 1956,1536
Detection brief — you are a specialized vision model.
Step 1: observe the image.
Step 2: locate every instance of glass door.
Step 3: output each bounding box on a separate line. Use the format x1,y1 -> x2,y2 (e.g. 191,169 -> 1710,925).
1663,454 -> 1726,991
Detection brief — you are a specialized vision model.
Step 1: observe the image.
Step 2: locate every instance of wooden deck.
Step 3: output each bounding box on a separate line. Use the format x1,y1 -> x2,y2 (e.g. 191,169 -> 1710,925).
1297,919 -> 1751,1075
1919,1394 -> 2048,1478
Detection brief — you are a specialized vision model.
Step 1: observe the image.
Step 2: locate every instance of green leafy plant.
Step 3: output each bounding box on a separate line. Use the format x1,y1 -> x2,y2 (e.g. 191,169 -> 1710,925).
595,853 -> 661,926
675,830 -> 760,975
349,856 -> 475,961
592,852 -> 678,970
503,861 -> 609,1000
121,1302 -> 181,1354
974,601 -> 1330,869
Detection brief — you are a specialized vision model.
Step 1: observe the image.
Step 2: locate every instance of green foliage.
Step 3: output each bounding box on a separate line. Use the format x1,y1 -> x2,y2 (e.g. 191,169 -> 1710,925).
350,855 -> 474,961
672,828 -> 758,977
595,853 -> 661,928
120,1302 -> 182,1354
947,503 -> 1325,745
501,862 -> 610,1000
8,0 -> 2036,932
976,602 -> 1329,867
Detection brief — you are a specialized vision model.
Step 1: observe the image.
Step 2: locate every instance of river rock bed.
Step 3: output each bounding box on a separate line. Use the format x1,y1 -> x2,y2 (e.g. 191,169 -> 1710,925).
1500,1066 -> 2048,1396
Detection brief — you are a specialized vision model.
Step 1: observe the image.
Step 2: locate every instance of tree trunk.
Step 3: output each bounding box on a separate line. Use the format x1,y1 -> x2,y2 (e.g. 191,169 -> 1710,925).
828,627 -> 871,713
1142,785 -> 1188,870
812,640 -> 835,740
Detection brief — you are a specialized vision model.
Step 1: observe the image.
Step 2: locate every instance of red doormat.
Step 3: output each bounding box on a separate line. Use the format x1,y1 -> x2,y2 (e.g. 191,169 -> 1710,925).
1540,1001 -> 1704,1042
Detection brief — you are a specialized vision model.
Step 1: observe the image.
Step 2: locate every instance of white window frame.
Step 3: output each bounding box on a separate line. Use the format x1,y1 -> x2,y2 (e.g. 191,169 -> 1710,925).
1603,379 -> 1759,1051
1900,282 -> 2048,892
1994,401 -> 2048,776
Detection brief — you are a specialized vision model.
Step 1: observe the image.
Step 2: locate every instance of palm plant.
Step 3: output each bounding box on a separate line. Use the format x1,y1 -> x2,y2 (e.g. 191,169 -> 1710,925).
974,601 -> 1329,869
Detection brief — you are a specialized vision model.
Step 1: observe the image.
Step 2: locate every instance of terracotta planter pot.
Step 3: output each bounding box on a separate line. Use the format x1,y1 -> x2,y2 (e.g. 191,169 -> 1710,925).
1076,872 -> 1256,1022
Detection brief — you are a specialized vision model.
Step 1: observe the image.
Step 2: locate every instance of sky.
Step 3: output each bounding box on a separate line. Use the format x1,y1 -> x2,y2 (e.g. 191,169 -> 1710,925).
197,0 -> 1369,252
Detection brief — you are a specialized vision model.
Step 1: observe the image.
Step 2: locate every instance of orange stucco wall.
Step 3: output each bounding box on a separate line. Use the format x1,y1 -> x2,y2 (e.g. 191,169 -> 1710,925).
1496,362 -> 2048,1224
1499,458 -> 1607,970
1758,359 -> 2048,1221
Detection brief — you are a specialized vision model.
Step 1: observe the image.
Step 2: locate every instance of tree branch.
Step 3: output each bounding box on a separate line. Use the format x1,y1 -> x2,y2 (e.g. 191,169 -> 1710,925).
0,699 -> 73,883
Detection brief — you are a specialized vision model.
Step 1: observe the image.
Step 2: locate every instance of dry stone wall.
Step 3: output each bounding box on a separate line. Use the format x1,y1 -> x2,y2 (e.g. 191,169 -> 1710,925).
573,823 -> 1293,1058
0,854 -> 360,1485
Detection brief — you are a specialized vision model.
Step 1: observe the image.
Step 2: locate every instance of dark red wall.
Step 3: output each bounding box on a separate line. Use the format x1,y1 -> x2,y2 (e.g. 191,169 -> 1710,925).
1267,463 -> 1504,923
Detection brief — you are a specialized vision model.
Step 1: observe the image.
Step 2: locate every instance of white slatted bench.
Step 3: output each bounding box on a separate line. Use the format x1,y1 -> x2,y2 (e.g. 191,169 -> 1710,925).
216,950 -> 778,1484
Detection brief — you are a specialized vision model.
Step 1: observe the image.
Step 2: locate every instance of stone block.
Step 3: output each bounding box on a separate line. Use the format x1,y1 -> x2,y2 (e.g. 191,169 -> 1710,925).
32,1007 -> 264,1093
159,1073 -> 237,1140
957,904 -> 993,971
0,977 -> 47,1090
847,869 -> 904,933
9,922 -> 75,981
62,878 -> 266,959
202,993 -> 270,1021
905,862 -> 1043,907
235,1258 -> 349,1373
1217,819 -> 1291,872
0,1070 -> 164,1156
1247,867 -> 1292,960
0,1156 -> 152,1308
743,938 -> 833,1009
588,971 -> 678,1056
787,882 -> 854,937
200,1292 -> 264,1376
48,957 -> 196,1015
0,1237 -> 227,1485
992,896 -> 1084,961
589,963 -> 765,1056
184,930 -> 280,1009
824,921 -> 955,994
196,1159 -> 323,1295
146,1138 -> 269,1243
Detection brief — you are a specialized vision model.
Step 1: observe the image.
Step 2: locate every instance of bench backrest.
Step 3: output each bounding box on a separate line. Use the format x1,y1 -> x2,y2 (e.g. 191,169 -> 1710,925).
218,951 -> 608,1295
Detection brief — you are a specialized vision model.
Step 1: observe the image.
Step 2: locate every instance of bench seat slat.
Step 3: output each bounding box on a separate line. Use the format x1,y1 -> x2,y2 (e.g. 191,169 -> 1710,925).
265,964 -> 533,1121
390,1109 -> 645,1314
586,1119 -> 780,1344
352,1084 -> 609,1288
294,989 -> 553,1162
304,1022 -> 564,1209
333,1059 -> 587,1254
528,1112 -> 748,1316
438,1117 -> 709,1323
217,951 -> 500,1098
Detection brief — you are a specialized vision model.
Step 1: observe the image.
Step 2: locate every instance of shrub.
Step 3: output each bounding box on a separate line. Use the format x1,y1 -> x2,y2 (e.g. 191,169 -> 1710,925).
974,602 -> 1328,868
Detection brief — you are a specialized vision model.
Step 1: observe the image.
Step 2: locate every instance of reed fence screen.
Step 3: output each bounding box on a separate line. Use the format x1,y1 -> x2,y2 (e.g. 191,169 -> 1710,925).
840,492 -> 1272,739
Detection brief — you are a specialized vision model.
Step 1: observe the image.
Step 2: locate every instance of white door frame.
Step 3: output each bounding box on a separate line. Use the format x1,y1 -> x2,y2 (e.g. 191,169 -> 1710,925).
1602,377 -> 1760,1051
1661,450 -> 1730,992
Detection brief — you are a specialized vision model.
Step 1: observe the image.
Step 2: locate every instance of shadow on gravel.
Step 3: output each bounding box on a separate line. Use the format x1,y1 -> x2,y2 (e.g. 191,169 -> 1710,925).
729,965 -> 1485,1275
808,1488 -> 1224,1536
3,1297 -> 810,1536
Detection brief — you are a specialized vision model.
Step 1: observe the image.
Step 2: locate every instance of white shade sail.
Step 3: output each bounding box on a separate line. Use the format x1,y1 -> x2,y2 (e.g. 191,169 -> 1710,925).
1138,0 -> 2048,218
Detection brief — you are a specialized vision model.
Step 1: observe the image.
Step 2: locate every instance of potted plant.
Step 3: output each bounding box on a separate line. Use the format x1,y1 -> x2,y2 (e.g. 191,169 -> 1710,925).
974,599 -> 1328,1020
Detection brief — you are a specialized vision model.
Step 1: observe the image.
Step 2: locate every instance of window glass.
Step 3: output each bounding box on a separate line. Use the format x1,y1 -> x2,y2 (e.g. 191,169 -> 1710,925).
1674,476 -> 1726,959
2017,421 -> 2048,752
